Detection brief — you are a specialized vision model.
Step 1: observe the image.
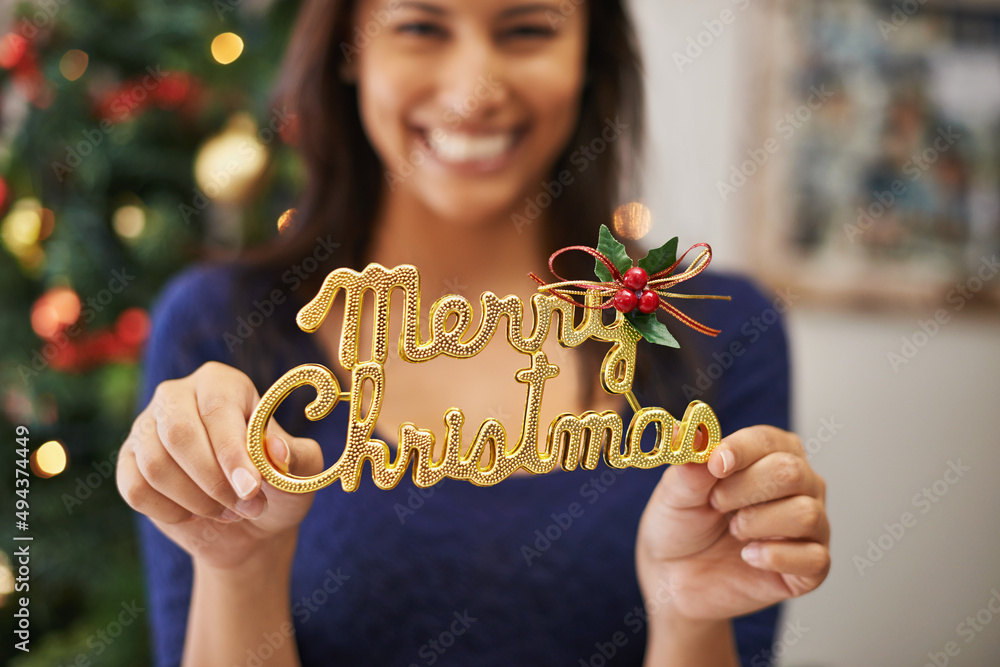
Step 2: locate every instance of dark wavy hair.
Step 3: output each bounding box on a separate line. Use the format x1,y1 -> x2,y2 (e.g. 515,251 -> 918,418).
230,0 -> 712,425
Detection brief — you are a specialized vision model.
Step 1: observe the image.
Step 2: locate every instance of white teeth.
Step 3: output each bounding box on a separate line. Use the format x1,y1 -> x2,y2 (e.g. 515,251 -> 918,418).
426,130 -> 513,164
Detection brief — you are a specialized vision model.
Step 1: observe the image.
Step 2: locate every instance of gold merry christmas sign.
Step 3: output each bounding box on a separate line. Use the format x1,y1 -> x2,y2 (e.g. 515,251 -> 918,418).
246,222 -> 729,493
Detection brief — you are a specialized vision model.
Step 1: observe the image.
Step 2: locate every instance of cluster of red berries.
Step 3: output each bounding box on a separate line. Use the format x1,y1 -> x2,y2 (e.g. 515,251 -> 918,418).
613,267 -> 660,314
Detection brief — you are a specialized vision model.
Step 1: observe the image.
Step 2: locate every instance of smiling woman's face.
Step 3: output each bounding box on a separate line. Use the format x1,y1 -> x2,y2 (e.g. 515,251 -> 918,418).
348,0 -> 588,226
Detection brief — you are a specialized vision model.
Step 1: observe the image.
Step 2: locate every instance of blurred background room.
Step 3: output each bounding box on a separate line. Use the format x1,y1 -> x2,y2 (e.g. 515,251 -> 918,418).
1,0 -> 998,665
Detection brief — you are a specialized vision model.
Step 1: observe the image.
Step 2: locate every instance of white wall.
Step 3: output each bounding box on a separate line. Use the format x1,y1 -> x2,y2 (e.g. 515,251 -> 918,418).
631,1 -> 1000,664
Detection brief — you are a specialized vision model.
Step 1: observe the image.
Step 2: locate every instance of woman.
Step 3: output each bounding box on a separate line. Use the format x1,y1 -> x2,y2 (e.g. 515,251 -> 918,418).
118,0 -> 830,665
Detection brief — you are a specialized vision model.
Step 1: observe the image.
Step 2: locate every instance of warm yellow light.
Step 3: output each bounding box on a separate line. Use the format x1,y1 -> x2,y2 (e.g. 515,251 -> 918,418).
2,208 -> 41,248
194,113 -> 267,203
612,201 -> 652,241
20,245 -> 45,272
211,32 -> 244,65
1,199 -> 44,257
59,49 -> 89,81
31,440 -> 67,478
113,205 -> 146,239
276,208 -> 296,234
0,551 -> 14,598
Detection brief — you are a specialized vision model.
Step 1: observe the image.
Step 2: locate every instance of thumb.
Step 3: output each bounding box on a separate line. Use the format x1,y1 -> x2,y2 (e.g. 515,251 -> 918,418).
638,427 -> 727,561
649,423 -> 717,510
265,420 -> 325,478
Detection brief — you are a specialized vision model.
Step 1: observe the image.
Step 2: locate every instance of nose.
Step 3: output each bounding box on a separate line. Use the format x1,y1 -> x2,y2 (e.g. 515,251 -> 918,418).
437,31 -> 508,126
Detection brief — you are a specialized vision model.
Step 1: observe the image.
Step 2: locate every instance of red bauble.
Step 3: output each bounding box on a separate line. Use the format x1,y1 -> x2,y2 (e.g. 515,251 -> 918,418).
613,289 -> 638,313
623,267 -> 648,291
638,290 -> 660,314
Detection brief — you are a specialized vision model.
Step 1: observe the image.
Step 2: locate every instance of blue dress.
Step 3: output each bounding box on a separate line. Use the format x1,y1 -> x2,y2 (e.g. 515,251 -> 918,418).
134,264 -> 789,666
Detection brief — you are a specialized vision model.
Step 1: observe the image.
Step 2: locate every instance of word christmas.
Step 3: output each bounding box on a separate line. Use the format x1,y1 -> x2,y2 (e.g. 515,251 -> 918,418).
247,228 -> 728,493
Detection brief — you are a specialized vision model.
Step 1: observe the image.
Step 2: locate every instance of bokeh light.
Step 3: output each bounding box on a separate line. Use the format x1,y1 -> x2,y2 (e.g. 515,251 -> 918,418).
115,307 -> 150,346
31,287 -> 81,339
211,32 -> 244,65
194,113 -> 267,203
1,204 -> 41,249
31,440 -> 68,478
0,33 -> 27,69
612,201 -> 652,240
58,49 -> 89,81
38,208 -> 55,240
277,208 -> 296,234
113,204 -> 146,239
0,551 -> 14,606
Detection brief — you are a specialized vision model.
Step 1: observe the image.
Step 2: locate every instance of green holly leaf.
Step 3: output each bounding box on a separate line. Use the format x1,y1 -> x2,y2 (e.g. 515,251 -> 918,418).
637,236 -> 678,276
625,311 -> 680,348
594,224 -> 632,283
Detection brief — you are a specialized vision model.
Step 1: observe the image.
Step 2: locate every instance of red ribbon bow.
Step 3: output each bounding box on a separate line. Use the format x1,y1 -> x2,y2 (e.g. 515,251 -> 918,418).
529,242 -> 731,337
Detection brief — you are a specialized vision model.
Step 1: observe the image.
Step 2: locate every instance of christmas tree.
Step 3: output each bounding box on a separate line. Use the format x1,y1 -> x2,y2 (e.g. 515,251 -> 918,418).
0,1 -> 303,663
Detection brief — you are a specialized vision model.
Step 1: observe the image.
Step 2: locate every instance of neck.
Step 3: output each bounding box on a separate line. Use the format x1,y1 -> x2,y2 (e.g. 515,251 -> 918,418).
366,189 -> 549,303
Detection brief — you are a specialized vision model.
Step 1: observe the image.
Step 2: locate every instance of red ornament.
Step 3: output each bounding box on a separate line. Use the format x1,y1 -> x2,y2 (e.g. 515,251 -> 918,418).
623,267 -> 648,292
613,289 -> 638,313
638,290 -> 660,314
0,33 -> 28,70
115,307 -> 150,346
153,72 -> 191,109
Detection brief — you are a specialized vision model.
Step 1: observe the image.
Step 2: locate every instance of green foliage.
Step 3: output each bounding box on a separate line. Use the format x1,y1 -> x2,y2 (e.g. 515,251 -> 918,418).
0,1 -> 304,663
637,236 -> 678,276
625,311 -> 679,348
594,223 -> 632,282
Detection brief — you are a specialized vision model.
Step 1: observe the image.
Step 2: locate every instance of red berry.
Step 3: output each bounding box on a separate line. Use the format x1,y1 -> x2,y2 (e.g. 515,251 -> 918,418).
638,289 -> 660,314
623,267 -> 648,291
613,289 -> 638,313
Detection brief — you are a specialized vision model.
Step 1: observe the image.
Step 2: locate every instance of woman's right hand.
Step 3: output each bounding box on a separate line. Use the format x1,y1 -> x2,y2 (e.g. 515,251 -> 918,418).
116,361 -> 325,571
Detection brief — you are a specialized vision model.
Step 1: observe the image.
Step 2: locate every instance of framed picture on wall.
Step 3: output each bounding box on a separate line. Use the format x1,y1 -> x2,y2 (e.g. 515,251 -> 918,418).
745,0 -> 1000,309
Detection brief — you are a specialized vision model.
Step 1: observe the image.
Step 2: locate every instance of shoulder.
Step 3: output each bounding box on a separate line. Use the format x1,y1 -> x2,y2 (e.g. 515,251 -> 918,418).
149,263 -> 239,333
675,269 -> 792,361
690,270 -> 789,335
139,261 -> 312,408
147,262 -> 282,344
139,263 -> 253,402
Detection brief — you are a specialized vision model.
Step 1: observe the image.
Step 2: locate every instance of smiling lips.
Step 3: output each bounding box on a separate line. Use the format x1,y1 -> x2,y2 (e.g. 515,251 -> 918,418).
419,127 -> 521,167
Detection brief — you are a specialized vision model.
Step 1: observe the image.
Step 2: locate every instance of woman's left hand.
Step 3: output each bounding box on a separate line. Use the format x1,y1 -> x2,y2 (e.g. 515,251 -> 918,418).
635,424 -> 830,622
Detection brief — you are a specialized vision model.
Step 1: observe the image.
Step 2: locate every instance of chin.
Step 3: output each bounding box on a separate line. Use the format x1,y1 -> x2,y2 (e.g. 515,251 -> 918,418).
414,182 -> 529,232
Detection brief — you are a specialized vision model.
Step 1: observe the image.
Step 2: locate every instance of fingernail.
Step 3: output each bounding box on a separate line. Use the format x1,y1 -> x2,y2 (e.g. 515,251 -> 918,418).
232,467 -> 257,499
219,509 -> 243,522
236,496 -> 265,519
271,435 -> 291,474
721,449 -> 735,474
741,543 -> 761,566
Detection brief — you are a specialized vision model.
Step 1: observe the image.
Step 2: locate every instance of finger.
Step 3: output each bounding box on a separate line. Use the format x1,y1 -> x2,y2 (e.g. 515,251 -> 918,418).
193,367 -> 267,509
266,422 -> 325,478
710,451 -> 821,513
648,423 -> 715,509
707,425 -> 804,479
265,432 -> 291,474
741,539 -> 831,580
117,444 -> 195,525
652,461 -> 717,509
729,496 -> 829,543
130,421 -> 236,520
157,384 -> 264,518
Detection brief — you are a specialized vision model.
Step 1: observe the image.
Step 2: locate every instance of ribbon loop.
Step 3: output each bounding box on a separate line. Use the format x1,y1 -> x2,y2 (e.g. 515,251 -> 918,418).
528,241 -> 731,337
